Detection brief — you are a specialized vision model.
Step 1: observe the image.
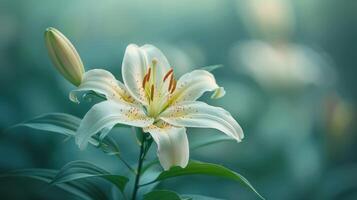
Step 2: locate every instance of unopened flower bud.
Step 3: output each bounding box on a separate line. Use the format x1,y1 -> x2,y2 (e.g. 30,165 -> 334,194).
45,27 -> 84,86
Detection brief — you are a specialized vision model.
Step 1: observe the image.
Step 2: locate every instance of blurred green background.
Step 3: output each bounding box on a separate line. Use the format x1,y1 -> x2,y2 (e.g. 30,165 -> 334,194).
1,0 -> 356,199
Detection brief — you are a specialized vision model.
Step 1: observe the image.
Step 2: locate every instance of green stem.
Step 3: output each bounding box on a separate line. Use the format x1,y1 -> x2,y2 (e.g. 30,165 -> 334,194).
131,132 -> 147,200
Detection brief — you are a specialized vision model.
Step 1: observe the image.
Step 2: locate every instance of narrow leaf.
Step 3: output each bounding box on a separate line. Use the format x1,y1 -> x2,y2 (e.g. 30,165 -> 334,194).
198,64 -> 223,72
10,113 -> 98,145
52,160 -> 129,193
0,168 -> 107,200
147,160 -> 264,200
10,113 -> 121,155
144,190 -> 223,200
182,194 -> 224,200
12,113 -> 80,136
190,134 -> 235,150
144,190 -> 182,200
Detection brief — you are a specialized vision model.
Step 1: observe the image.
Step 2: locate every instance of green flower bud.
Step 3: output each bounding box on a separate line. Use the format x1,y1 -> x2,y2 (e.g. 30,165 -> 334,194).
45,27 -> 84,86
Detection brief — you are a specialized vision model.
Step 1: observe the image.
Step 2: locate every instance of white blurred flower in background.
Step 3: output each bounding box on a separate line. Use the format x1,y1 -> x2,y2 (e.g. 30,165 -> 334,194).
231,0 -> 341,192
235,0 -> 336,91
230,41 -> 336,91
236,0 -> 295,40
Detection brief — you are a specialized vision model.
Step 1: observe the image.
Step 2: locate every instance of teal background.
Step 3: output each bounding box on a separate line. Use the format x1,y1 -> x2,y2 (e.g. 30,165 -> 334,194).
0,0 -> 356,199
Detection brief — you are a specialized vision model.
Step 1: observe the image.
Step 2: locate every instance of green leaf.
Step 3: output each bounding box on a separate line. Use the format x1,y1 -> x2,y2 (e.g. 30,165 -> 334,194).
145,160 -> 265,200
144,190 -> 223,200
11,113 -> 81,137
190,134 -> 235,151
0,168 -> 108,200
10,113 -> 121,155
10,113 -> 99,145
52,160 -> 129,193
144,190 -> 182,200
182,194 -> 224,200
0,168 -> 56,182
198,64 -> 223,72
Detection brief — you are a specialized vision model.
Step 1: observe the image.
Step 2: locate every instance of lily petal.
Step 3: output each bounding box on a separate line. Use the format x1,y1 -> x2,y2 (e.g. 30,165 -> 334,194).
160,101 -> 244,142
70,69 -> 136,104
144,123 -> 189,170
140,44 -> 171,78
122,44 -> 170,105
211,86 -> 226,99
170,70 -> 225,104
75,100 -> 154,150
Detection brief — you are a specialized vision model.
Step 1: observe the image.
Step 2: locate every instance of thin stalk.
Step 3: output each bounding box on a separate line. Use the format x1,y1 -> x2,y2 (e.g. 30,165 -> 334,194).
131,132 -> 146,200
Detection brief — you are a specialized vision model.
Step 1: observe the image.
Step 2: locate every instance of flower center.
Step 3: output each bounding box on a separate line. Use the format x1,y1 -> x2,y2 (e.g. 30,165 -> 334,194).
142,59 -> 177,117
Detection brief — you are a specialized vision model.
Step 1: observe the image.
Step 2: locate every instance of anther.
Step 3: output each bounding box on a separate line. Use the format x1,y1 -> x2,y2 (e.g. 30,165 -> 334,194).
168,74 -> 174,92
142,74 -> 148,88
170,79 -> 177,93
163,68 -> 174,82
150,84 -> 154,101
146,67 -> 151,81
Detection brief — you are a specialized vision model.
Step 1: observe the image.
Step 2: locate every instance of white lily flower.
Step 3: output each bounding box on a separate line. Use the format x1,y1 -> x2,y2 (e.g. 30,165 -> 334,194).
73,44 -> 244,170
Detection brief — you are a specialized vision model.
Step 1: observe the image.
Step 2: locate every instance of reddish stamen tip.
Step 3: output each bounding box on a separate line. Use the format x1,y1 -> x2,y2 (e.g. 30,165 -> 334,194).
163,68 -> 174,82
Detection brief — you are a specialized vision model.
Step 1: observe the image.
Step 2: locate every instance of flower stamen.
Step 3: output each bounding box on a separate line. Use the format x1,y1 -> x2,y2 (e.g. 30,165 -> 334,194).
146,67 -> 151,82
168,74 -> 174,92
163,68 -> 173,82
170,79 -> 177,93
142,68 -> 151,89
142,74 -> 148,88
150,84 -> 154,101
